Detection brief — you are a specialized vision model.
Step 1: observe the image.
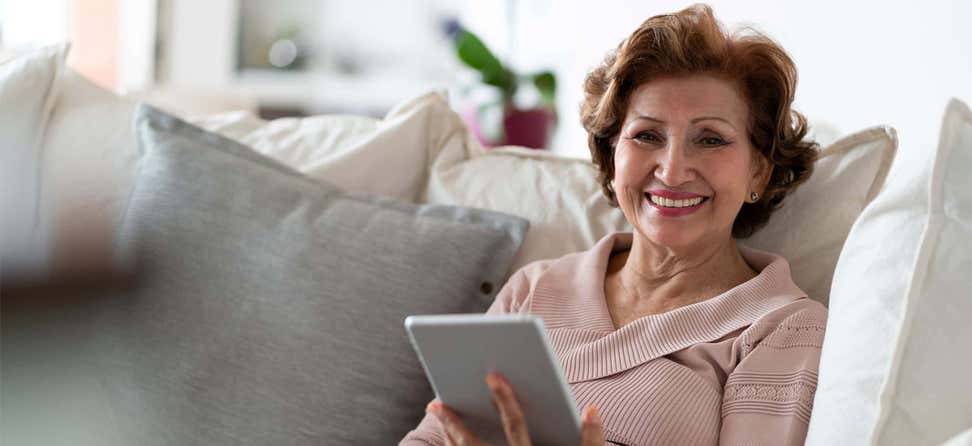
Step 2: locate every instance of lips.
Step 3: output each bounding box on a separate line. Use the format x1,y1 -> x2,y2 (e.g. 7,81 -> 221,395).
646,189 -> 708,200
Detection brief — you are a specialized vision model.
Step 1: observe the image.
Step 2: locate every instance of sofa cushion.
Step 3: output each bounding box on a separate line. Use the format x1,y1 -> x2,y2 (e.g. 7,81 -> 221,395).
0,44 -> 68,279
806,99 -> 972,445
1,105 -> 528,445
743,126 -> 896,305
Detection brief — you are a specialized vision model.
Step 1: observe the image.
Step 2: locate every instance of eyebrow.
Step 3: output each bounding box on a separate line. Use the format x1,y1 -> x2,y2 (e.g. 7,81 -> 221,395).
631,115 -> 736,129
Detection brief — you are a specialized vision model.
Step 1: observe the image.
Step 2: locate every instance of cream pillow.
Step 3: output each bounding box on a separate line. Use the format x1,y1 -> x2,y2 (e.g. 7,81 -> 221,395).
191,91 -> 465,203
744,127 -> 896,305
0,44 -> 140,280
0,44 -> 68,280
197,91 -> 897,302
942,427 -> 972,446
425,144 -> 630,272
806,99 -> 972,446
38,67 -> 139,277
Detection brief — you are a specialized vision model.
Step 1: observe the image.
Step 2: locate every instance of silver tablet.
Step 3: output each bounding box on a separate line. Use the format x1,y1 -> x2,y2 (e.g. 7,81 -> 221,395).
404,314 -> 581,445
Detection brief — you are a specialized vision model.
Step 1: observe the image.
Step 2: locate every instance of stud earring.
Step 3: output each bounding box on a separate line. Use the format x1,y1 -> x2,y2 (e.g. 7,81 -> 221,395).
750,191 -> 760,202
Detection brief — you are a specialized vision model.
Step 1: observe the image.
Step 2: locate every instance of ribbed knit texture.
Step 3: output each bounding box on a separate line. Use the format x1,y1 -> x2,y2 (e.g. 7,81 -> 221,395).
401,232 -> 828,446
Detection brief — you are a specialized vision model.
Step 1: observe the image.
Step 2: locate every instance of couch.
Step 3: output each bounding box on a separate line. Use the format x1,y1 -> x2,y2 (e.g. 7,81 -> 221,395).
3,44 -> 971,446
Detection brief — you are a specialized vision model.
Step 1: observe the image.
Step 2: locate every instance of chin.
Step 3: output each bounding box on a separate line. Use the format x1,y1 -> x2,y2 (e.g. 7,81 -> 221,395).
638,224 -> 702,250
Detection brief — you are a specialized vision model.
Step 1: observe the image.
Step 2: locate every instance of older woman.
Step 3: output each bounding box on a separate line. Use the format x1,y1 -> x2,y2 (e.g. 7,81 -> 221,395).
402,4 -> 825,445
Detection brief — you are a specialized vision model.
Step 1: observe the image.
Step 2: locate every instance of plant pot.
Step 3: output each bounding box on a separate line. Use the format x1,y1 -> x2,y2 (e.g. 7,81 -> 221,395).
464,106 -> 556,150
502,107 -> 556,149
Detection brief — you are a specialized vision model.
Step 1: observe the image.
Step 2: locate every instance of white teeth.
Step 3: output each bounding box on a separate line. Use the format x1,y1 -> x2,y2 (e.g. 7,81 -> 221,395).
648,194 -> 704,208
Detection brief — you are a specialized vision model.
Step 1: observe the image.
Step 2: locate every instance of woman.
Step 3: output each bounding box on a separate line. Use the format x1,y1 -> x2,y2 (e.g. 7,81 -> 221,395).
402,4 -> 825,445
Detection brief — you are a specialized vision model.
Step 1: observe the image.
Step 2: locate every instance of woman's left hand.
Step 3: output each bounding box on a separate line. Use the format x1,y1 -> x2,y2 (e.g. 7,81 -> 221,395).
427,373 -> 606,445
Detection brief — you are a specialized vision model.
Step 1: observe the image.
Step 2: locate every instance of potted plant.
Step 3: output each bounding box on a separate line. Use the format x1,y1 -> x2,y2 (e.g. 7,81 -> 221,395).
444,21 -> 557,149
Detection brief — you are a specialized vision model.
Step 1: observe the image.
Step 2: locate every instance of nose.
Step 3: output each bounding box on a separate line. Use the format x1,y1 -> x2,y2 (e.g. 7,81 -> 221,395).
654,141 -> 695,186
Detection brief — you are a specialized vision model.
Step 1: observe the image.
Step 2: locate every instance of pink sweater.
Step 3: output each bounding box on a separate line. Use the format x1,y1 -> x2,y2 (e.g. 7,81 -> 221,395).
401,232 -> 828,446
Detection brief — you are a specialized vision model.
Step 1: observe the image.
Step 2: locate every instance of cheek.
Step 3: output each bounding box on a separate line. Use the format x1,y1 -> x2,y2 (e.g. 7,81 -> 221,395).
706,151 -> 753,198
611,143 -> 648,187
611,146 -> 646,206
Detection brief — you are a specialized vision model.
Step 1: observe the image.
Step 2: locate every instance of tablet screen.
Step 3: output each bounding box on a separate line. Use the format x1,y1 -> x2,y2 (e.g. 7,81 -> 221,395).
405,314 -> 581,445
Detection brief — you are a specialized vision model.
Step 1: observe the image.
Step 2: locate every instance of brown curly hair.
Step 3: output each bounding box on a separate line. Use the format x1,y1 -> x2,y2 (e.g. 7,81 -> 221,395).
580,4 -> 818,238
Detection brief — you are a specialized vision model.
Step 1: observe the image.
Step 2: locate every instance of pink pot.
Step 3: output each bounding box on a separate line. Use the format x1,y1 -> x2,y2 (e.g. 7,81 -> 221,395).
464,107 -> 556,150
502,108 -> 556,149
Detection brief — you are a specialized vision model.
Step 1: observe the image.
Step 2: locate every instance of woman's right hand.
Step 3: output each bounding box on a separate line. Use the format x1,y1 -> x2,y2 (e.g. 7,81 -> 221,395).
426,373 -> 606,446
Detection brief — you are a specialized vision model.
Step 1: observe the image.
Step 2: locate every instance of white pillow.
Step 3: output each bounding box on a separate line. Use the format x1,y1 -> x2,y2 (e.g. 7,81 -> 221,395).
0,44 -> 140,280
425,144 -> 630,272
806,99 -> 972,445
196,91 -> 898,299
942,427 -> 972,446
0,44 -> 68,279
192,90 -> 465,203
38,67 -> 139,277
0,47 -> 19,64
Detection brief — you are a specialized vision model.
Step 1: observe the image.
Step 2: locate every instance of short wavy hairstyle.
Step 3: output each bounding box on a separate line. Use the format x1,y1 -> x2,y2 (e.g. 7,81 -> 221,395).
580,4 -> 818,238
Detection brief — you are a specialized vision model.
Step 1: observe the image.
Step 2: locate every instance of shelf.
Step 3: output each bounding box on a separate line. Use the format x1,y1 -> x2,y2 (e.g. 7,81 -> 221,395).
230,69 -> 455,115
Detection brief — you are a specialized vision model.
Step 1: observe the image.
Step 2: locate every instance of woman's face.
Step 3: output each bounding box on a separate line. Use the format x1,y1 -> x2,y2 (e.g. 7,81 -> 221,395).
612,75 -> 769,251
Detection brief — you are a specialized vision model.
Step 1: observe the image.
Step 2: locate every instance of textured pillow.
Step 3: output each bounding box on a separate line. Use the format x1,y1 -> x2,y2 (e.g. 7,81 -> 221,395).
744,127 -> 896,305
0,44 -> 68,279
195,91 -> 897,305
806,99 -> 972,445
1,105 -> 528,445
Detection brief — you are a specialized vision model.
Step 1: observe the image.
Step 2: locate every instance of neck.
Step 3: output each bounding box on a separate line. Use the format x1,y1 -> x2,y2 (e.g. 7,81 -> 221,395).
610,232 -> 757,313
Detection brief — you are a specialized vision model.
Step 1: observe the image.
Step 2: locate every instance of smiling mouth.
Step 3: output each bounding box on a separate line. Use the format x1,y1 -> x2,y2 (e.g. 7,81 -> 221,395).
645,193 -> 709,208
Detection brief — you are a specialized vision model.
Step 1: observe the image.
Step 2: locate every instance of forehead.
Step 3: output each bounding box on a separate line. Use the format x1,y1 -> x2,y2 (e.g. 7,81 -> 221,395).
624,75 -> 748,124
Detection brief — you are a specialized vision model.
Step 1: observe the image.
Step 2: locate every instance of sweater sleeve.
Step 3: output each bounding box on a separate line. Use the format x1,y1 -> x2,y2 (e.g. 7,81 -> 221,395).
719,300 -> 828,446
398,262 -> 547,445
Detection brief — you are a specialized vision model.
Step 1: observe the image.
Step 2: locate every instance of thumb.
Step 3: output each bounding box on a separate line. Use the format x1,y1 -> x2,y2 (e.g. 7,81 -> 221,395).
580,406 -> 605,446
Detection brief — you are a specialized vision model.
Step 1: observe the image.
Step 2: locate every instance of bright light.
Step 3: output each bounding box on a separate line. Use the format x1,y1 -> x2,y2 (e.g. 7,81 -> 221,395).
1,0 -> 70,49
268,39 -> 298,68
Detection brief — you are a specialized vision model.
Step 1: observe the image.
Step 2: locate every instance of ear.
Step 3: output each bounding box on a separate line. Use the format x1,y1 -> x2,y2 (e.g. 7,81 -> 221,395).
750,152 -> 773,201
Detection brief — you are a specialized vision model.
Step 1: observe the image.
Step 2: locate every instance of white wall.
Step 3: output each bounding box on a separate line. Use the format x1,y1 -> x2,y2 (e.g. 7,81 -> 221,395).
162,0 -> 238,86
472,0 -> 972,158
118,0 -> 157,91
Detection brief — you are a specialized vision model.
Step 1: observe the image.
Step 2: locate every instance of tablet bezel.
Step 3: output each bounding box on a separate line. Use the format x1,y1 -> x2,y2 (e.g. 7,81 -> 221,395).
405,314 -> 581,445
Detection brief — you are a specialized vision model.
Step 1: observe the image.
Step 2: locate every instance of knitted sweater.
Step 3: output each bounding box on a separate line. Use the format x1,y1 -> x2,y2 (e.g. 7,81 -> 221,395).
401,232 -> 828,446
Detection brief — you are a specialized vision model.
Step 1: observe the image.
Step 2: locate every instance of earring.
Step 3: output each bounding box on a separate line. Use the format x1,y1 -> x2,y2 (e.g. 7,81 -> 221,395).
750,191 -> 760,202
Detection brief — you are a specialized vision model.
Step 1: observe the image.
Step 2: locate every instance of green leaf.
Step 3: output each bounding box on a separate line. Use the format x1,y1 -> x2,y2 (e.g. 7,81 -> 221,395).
532,71 -> 557,106
455,30 -> 513,95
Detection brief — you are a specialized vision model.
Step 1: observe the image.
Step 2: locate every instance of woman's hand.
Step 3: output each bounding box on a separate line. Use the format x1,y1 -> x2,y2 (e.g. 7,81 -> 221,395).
426,373 -> 606,445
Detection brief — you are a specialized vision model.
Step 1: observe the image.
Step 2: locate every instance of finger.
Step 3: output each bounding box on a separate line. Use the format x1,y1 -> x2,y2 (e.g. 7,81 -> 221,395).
428,401 -> 485,446
487,373 -> 532,445
580,406 -> 606,446
428,402 -> 465,446
426,401 -> 456,446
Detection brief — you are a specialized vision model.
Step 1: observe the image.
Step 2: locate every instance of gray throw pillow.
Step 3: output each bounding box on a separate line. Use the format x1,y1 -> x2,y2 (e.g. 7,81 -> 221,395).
1,105 -> 528,445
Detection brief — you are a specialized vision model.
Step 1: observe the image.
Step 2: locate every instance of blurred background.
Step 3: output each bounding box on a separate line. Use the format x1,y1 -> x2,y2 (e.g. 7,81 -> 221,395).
1,0 -> 970,156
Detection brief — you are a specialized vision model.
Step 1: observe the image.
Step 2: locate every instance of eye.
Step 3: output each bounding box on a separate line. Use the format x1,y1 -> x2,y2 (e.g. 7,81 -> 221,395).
632,131 -> 662,144
699,135 -> 729,147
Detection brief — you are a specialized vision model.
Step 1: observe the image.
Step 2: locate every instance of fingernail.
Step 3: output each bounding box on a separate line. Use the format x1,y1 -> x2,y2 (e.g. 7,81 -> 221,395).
583,406 -> 601,425
485,373 -> 501,391
426,401 -> 442,416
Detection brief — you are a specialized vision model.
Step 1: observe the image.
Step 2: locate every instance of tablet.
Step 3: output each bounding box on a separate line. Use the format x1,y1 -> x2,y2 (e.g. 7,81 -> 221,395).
405,314 -> 581,445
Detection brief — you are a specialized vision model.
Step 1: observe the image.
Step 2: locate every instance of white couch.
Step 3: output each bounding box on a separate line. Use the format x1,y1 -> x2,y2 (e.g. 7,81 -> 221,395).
3,45 -> 971,446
